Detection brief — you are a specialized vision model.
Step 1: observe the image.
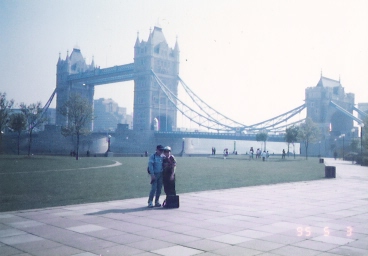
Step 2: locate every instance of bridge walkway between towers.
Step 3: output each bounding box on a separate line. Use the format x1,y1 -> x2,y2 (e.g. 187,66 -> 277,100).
154,131 -> 286,142
67,63 -> 134,85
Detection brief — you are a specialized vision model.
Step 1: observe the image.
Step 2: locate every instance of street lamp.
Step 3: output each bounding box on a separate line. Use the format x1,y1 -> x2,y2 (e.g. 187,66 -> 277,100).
318,141 -> 321,158
181,138 -> 185,156
107,135 -> 111,152
339,134 -> 345,160
360,123 -> 364,166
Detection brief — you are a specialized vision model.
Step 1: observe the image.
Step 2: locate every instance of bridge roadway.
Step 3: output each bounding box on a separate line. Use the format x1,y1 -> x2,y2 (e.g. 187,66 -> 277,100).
154,131 -> 286,142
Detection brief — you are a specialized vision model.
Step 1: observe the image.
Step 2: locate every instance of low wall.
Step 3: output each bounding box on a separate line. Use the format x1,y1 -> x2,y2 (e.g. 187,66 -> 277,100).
0,125 -> 185,156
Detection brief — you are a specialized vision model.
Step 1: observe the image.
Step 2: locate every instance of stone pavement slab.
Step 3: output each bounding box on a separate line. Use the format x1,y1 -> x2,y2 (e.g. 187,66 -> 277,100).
0,158 -> 367,255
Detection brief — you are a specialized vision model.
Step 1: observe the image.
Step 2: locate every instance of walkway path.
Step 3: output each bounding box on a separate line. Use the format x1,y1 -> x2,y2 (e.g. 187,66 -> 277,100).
0,160 -> 122,175
1,158 -> 367,255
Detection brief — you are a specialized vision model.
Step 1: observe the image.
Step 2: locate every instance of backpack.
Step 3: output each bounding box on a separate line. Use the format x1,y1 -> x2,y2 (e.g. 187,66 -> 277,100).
163,195 -> 180,208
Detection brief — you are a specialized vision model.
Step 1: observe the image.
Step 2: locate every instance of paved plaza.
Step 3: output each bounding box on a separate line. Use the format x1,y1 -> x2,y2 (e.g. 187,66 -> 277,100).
1,158 -> 367,256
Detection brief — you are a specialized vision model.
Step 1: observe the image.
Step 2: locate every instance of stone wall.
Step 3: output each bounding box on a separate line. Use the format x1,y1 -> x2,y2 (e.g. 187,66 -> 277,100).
112,125 -> 184,155
1,125 -> 189,156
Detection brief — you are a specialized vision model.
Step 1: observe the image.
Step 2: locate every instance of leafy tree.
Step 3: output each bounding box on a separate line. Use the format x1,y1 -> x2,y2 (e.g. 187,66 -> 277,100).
284,125 -> 299,158
297,117 -> 321,159
8,113 -> 27,155
256,131 -> 268,151
20,102 -> 47,156
0,92 -> 14,150
59,93 -> 94,160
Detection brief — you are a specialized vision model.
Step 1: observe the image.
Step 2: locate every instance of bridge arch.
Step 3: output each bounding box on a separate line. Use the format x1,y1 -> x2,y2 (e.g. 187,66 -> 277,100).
156,114 -> 174,132
330,110 -> 352,136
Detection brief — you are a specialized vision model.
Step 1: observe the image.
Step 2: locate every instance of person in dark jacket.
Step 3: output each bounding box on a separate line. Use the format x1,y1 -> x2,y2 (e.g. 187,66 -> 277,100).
162,146 -> 176,196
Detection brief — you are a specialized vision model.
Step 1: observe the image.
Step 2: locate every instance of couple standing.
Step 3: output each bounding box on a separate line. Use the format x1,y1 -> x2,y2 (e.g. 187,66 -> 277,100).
147,145 -> 176,208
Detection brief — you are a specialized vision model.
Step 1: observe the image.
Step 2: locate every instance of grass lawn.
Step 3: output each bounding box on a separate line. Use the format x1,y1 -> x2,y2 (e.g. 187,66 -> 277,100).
0,154 -> 325,212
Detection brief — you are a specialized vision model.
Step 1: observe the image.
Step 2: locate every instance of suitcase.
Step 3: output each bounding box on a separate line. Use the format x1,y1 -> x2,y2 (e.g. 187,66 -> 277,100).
163,195 -> 179,208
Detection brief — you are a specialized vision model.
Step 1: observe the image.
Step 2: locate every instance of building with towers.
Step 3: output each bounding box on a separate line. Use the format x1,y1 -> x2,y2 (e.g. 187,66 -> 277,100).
305,75 -> 355,138
55,48 -> 95,128
133,26 -> 180,131
55,26 -> 179,133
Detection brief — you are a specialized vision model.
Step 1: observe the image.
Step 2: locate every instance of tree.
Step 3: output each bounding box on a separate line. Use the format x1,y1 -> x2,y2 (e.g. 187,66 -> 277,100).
297,118 -> 321,159
8,113 -> 27,155
284,125 -> 299,158
59,93 -> 94,160
256,131 -> 268,151
0,92 -> 14,151
20,102 -> 47,156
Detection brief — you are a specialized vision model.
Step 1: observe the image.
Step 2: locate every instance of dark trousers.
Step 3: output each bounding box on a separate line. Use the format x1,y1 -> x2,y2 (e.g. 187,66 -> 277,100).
163,174 -> 176,196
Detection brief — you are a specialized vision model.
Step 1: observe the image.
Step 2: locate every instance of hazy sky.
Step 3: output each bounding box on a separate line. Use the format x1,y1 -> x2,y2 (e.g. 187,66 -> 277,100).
1,0 -> 367,128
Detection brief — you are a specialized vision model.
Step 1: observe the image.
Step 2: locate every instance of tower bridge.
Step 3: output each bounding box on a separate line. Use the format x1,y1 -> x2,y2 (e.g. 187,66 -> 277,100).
56,26 -> 179,132
36,26 -> 367,155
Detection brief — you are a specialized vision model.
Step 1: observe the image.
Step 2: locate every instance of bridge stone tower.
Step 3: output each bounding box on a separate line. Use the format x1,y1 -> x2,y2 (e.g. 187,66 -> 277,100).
133,26 -> 180,131
305,75 -> 354,138
55,48 -> 95,127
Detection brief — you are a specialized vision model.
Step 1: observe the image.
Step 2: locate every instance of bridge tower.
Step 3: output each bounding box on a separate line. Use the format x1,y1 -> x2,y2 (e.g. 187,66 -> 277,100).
305,75 -> 355,138
133,26 -> 180,131
55,48 -> 95,127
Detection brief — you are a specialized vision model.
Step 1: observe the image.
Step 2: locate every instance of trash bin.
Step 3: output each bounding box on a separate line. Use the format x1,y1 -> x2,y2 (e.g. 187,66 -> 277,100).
325,166 -> 336,178
319,158 -> 324,163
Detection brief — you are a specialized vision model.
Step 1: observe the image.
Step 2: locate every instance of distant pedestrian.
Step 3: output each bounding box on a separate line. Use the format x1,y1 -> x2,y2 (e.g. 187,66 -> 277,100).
261,150 -> 266,161
282,149 -> 286,159
256,148 -> 261,159
223,148 -> 229,159
334,151 -> 337,160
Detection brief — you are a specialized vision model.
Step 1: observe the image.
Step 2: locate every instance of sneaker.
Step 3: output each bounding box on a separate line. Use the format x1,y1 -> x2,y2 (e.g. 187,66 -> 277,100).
154,202 -> 161,207
148,202 -> 153,208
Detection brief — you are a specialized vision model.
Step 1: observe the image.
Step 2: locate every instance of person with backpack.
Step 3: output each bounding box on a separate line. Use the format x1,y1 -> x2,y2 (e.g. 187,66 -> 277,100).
147,145 -> 164,208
